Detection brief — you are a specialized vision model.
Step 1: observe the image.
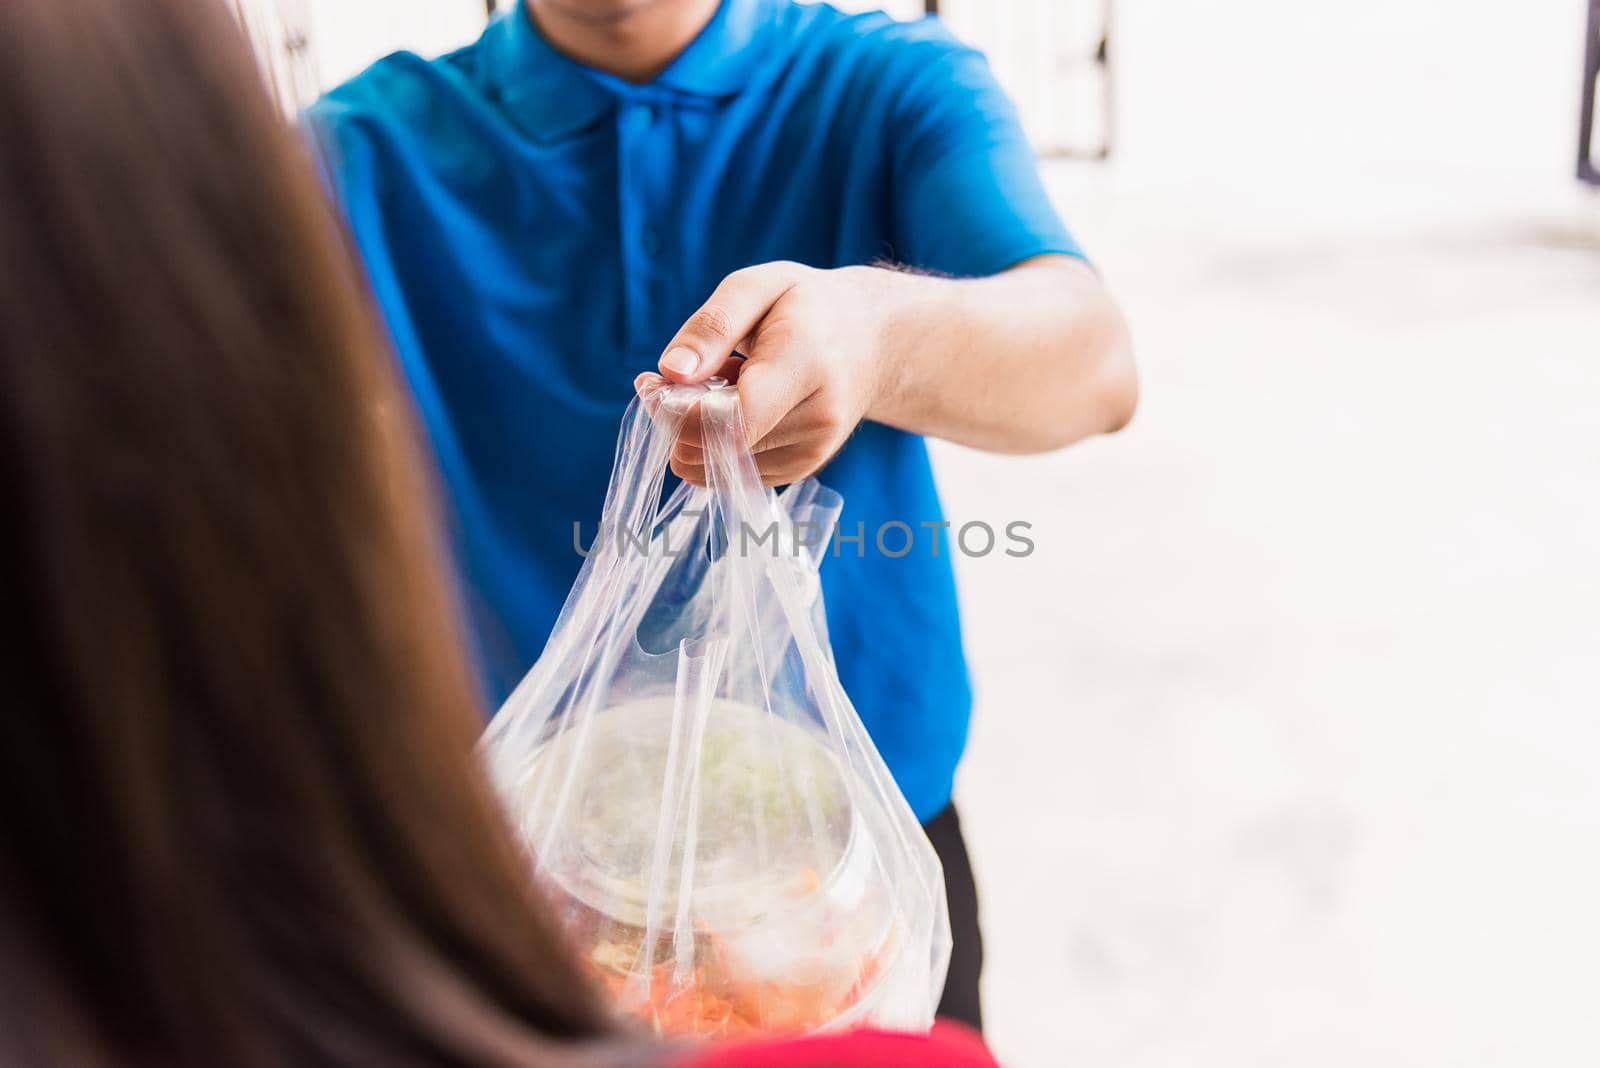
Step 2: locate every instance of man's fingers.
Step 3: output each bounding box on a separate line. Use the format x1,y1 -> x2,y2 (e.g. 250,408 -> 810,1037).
671,438 -> 704,466
747,392 -> 841,455
735,354 -> 818,447
674,442 -> 832,488
669,457 -> 706,486
651,262 -> 825,478
752,441 -> 840,487
658,262 -> 805,382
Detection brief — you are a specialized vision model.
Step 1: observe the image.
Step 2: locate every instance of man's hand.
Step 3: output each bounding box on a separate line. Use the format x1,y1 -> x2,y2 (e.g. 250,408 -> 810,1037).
645,256 -> 1136,487
643,262 -> 896,487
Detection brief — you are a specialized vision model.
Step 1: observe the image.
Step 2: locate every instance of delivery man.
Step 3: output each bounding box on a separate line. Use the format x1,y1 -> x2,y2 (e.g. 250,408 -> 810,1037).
310,0 -> 1135,1029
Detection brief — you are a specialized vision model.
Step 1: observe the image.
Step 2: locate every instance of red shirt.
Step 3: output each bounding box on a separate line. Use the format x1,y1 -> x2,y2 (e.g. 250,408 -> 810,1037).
675,1021 -> 998,1068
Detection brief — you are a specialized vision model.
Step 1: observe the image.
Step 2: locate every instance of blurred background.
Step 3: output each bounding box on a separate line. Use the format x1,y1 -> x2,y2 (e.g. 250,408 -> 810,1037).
235,1 -> 1600,1063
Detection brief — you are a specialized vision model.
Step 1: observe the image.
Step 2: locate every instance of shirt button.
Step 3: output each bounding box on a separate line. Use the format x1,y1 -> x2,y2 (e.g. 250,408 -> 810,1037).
640,227 -> 662,256
624,103 -> 655,131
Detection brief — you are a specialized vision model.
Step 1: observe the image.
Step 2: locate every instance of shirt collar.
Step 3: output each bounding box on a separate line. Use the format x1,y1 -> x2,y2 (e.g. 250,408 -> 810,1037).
485,0 -> 774,143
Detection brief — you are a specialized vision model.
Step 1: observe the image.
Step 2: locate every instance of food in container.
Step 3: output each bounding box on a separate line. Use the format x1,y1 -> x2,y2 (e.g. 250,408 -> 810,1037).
521,697 -> 910,1036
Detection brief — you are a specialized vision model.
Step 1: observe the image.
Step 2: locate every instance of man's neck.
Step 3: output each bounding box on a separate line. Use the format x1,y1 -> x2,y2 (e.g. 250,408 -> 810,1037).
525,0 -> 721,83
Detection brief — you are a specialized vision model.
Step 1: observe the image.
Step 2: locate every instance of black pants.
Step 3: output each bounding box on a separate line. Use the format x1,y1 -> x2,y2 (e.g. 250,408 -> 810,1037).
923,803 -> 983,1032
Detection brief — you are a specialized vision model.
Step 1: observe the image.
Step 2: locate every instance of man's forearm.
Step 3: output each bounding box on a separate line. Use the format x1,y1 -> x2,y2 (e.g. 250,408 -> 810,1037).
652,255 -> 1136,486
866,255 -> 1137,453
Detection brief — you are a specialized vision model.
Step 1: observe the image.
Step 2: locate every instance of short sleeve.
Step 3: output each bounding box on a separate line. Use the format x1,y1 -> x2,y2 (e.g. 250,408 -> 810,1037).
885,27 -> 1084,277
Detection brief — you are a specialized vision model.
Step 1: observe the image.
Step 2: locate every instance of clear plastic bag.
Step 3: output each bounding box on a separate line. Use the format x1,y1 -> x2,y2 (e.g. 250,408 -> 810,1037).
483,376 -> 951,1038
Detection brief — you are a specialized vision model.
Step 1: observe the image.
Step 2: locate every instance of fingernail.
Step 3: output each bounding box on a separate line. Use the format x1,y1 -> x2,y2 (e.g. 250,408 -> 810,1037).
660,347 -> 699,377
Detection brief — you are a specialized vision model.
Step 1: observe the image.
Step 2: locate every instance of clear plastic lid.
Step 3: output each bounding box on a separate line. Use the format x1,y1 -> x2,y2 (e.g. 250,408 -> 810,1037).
526,698 -> 858,932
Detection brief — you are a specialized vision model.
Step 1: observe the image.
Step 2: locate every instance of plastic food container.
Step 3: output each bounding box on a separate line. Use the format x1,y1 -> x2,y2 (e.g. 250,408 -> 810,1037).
519,696 -> 916,1036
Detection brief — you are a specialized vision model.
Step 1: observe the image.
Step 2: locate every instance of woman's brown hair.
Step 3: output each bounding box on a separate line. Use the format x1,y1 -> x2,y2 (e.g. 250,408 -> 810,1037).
0,1 -> 632,1063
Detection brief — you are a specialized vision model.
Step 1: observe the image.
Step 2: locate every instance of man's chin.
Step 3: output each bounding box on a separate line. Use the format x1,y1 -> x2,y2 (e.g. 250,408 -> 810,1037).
530,0 -> 674,27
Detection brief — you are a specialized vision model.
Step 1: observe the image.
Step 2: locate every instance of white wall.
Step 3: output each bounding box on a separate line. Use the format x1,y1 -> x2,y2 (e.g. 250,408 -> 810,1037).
954,3 -> 1600,1066
306,0 -> 486,87
233,0 -> 487,106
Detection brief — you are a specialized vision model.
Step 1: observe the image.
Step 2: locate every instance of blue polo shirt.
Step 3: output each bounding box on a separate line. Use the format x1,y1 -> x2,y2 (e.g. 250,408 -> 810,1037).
309,0 -> 1082,822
